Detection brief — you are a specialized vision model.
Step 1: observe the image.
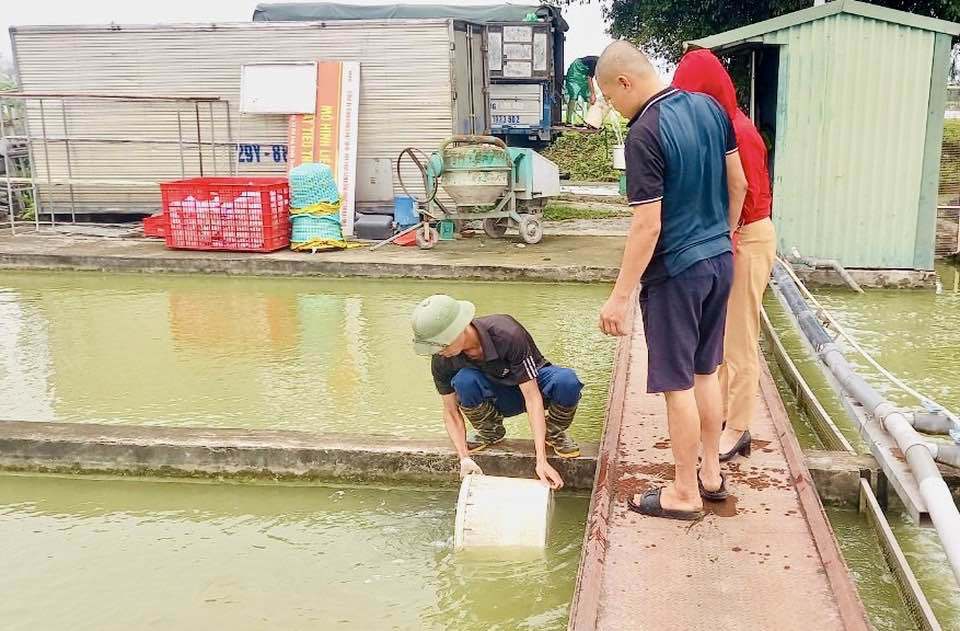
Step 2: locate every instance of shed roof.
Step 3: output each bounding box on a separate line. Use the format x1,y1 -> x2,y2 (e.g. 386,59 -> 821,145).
253,2 -> 569,31
690,0 -> 959,51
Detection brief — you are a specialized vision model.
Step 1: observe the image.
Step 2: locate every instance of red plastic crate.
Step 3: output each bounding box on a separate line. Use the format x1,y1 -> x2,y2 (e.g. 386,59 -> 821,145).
143,212 -> 167,238
160,177 -> 291,252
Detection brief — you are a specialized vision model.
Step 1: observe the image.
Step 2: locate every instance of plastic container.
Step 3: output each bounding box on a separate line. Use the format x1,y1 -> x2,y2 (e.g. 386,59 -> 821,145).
290,213 -> 342,243
161,177 -> 290,252
394,195 -> 418,228
143,213 -> 166,238
454,475 -> 553,550
584,103 -> 607,129
612,144 -> 626,170
394,230 -> 418,247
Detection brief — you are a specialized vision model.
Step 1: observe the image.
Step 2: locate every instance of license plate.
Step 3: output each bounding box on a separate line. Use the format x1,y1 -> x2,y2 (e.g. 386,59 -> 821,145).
493,115 -> 522,125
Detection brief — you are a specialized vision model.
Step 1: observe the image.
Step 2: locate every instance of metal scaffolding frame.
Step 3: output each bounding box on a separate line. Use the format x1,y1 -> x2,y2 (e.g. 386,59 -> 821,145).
0,92 -> 236,236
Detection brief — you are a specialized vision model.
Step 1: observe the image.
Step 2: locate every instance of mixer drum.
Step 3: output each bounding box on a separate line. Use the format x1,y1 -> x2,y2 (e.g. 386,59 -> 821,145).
439,140 -> 512,207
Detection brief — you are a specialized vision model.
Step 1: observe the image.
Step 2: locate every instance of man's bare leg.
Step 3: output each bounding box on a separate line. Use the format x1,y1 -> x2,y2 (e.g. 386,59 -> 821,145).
655,387 -> 703,512
695,370 -> 724,492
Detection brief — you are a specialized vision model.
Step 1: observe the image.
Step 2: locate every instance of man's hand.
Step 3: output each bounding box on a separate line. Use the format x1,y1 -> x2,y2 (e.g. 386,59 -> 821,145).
602,201 -> 660,337
459,457 -> 483,479
599,293 -> 630,337
536,460 -> 564,490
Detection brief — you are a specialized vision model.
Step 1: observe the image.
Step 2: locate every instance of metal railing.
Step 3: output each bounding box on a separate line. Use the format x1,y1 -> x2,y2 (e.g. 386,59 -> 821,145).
1,92 -> 236,235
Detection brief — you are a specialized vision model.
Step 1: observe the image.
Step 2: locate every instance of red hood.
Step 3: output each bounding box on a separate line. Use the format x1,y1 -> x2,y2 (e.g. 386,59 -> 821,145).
672,49 -> 739,118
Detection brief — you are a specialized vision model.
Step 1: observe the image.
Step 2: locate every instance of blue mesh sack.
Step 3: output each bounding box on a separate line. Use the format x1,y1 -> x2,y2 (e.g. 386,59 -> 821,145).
289,162 -> 340,209
290,213 -> 342,243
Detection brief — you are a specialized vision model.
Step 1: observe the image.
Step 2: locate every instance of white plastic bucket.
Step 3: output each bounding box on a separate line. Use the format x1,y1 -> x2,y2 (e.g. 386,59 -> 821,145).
454,475 -> 553,550
584,103 -> 606,129
612,144 -> 626,170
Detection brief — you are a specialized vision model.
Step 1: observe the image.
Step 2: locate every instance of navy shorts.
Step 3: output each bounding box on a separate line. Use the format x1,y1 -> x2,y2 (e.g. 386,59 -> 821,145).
639,252 -> 733,393
451,365 -> 583,416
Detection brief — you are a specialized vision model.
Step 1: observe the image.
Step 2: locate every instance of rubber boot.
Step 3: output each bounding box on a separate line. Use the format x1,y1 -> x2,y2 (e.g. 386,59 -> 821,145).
461,401 -> 507,453
546,402 -> 580,458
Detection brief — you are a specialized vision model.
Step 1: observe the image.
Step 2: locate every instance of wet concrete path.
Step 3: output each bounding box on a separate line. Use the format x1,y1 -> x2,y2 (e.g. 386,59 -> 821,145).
570,315 -> 870,631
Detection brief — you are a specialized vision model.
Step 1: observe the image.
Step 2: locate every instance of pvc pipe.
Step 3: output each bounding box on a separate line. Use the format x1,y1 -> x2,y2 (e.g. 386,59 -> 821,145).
773,262 -> 960,586
928,443 -> 960,469
788,249 -> 864,293
909,412 -> 957,435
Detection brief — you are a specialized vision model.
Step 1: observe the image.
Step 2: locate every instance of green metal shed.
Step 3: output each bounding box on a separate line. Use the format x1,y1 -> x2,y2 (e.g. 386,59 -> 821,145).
691,0 -> 960,271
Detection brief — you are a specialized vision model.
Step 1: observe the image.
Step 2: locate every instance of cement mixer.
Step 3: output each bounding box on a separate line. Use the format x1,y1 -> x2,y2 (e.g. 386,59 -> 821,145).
397,135 -> 560,249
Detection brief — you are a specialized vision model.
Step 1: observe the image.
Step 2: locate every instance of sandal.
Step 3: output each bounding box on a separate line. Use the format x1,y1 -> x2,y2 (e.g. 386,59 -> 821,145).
698,471 -> 729,501
626,487 -> 704,521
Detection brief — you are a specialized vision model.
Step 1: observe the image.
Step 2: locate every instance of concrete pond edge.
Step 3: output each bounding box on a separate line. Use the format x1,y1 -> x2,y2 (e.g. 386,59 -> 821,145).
0,251 -> 620,283
0,421 -> 599,490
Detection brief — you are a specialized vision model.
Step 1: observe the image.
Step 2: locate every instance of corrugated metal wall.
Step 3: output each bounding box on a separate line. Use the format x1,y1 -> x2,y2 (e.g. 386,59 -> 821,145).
763,14 -> 935,268
12,21 -> 459,213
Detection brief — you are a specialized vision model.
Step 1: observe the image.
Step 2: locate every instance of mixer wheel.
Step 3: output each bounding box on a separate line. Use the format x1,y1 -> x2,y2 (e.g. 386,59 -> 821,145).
518,215 -> 543,245
416,226 -> 440,250
482,217 -> 510,239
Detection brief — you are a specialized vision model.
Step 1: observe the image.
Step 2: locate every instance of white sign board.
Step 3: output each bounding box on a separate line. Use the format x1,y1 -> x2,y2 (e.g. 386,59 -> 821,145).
337,62 -> 361,237
240,63 -> 318,114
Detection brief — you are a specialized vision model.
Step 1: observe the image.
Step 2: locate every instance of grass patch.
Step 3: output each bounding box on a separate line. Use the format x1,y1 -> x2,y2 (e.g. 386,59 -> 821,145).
542,130 -> 621,183
544,203 -> 629,221
941,119 -> 960,194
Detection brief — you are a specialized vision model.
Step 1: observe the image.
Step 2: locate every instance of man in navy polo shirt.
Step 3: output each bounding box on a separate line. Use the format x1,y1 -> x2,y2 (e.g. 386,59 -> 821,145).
595,41 -> 748,521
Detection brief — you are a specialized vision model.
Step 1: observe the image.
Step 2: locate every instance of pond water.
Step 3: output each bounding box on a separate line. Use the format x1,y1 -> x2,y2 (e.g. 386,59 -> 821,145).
0,473 -> 589,630
0,272 -> 615,441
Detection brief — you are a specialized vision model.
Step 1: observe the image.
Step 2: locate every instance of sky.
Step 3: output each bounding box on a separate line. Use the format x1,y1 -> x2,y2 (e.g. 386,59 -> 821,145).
0,0 -> 614,75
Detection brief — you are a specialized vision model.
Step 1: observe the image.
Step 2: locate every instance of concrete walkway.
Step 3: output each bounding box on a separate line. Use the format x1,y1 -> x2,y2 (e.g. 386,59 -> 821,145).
0,232 -> 623,282
570,315 -> 870,631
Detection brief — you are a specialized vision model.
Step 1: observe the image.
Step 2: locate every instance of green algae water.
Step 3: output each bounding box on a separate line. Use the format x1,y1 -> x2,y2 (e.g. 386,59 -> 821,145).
0,271 -> 614,441
765,262 -> 960,629
827,506 -> 960,630
811,262 -> 960,415
0,473 -> 588,630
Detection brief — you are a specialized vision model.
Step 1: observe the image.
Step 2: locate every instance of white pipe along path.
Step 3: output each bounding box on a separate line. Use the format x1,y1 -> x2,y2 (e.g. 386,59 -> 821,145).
773,262 -> 960,587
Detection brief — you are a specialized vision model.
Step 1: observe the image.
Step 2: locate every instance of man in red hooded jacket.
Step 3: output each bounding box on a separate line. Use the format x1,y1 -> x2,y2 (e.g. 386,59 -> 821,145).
673,48 -> 778,461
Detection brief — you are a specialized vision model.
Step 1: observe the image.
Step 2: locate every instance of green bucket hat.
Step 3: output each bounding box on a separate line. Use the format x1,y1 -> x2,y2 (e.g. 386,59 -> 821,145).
411,295 -> 476,356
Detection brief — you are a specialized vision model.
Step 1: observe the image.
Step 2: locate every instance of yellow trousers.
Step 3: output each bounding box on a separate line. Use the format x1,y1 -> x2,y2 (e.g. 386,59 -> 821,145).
719,218 -> 777,431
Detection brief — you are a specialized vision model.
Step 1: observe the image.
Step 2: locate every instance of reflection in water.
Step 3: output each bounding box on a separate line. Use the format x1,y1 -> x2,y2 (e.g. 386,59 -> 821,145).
0,474 -> 588,631
0,272 -> 615,440
0,288 -> 54,420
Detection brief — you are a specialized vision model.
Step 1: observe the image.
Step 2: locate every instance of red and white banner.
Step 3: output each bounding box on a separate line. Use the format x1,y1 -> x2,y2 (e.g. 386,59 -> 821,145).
287,61 -> 361,236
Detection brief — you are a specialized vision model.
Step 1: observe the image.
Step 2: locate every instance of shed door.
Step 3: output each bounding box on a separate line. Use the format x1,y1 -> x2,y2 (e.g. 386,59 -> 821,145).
452,23 -> 490,135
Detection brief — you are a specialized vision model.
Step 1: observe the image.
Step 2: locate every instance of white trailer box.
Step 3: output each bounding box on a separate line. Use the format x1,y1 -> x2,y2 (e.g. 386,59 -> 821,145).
10,20 -> 489,215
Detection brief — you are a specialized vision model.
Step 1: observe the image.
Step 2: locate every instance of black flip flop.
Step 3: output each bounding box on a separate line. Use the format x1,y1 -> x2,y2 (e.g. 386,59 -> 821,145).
626,488 -> 704,521
698,471 -> 729,501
